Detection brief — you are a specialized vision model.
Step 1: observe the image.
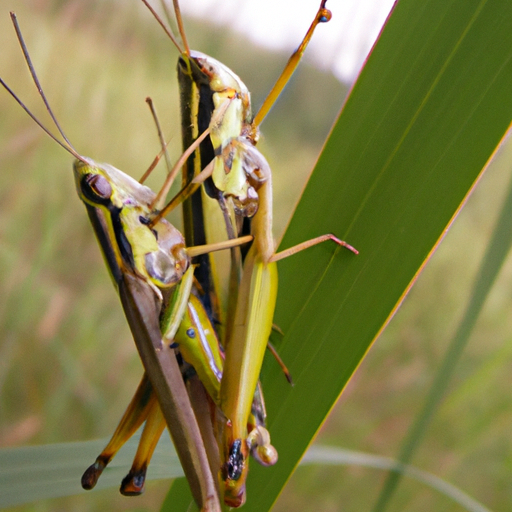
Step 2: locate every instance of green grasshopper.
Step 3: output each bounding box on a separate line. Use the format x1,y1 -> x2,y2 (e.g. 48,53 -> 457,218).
142,0 -> 358,506
72,156 -> 251,509
0,12 -> 259,511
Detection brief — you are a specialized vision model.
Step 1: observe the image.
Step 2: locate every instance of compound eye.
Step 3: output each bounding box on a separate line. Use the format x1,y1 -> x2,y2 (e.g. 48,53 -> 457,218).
82,174 -> 112,201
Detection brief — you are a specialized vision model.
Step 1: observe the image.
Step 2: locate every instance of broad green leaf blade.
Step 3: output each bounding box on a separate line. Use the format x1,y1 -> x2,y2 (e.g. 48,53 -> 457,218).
0,435 -> 181,509
243,0 -> 512,510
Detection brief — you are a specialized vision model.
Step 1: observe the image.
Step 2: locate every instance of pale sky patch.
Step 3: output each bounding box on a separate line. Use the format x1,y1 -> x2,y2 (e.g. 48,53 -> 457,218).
179,0 -> 397,82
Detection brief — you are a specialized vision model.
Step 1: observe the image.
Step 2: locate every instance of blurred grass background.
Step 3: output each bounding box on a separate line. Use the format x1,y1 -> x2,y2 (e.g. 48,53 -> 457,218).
0,0 -> 511,511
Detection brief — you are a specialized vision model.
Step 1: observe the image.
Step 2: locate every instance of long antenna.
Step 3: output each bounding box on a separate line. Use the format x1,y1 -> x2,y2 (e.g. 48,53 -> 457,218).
141,0 -> 184,54
144,96 -> 174,179
171,0 -> 190,56
11,12 -> 77,151
0,77 -> 82,161
1,12 -> 85,162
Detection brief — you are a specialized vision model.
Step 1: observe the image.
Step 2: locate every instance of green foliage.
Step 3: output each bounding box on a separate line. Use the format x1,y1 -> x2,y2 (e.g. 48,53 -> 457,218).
246,0 -> 512,510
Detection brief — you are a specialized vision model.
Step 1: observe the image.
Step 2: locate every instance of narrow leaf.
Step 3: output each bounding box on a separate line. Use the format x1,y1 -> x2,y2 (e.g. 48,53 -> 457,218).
243,0 -> 512,509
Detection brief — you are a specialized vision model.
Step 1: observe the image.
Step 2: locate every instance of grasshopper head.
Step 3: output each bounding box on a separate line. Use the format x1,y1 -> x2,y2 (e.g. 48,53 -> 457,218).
73,157 -> 156,208
73,158 -> 189,288
185,51 -> 252,117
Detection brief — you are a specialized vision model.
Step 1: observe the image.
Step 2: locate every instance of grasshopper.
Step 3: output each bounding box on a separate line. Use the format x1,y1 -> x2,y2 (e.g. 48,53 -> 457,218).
142,0 -> 358,506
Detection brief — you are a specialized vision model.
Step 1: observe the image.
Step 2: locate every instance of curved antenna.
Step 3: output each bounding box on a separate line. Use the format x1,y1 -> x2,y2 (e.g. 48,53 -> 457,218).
171,0 -> 190,56
143,96 -> 174,182
141,0 -> 185,55
2,12 -> 85,163
11,12 -> 77,152
0,77 -> 83,161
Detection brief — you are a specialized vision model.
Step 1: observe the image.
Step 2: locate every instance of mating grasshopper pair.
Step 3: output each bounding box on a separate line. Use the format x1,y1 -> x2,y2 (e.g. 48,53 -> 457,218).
1,1 -> 357,509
